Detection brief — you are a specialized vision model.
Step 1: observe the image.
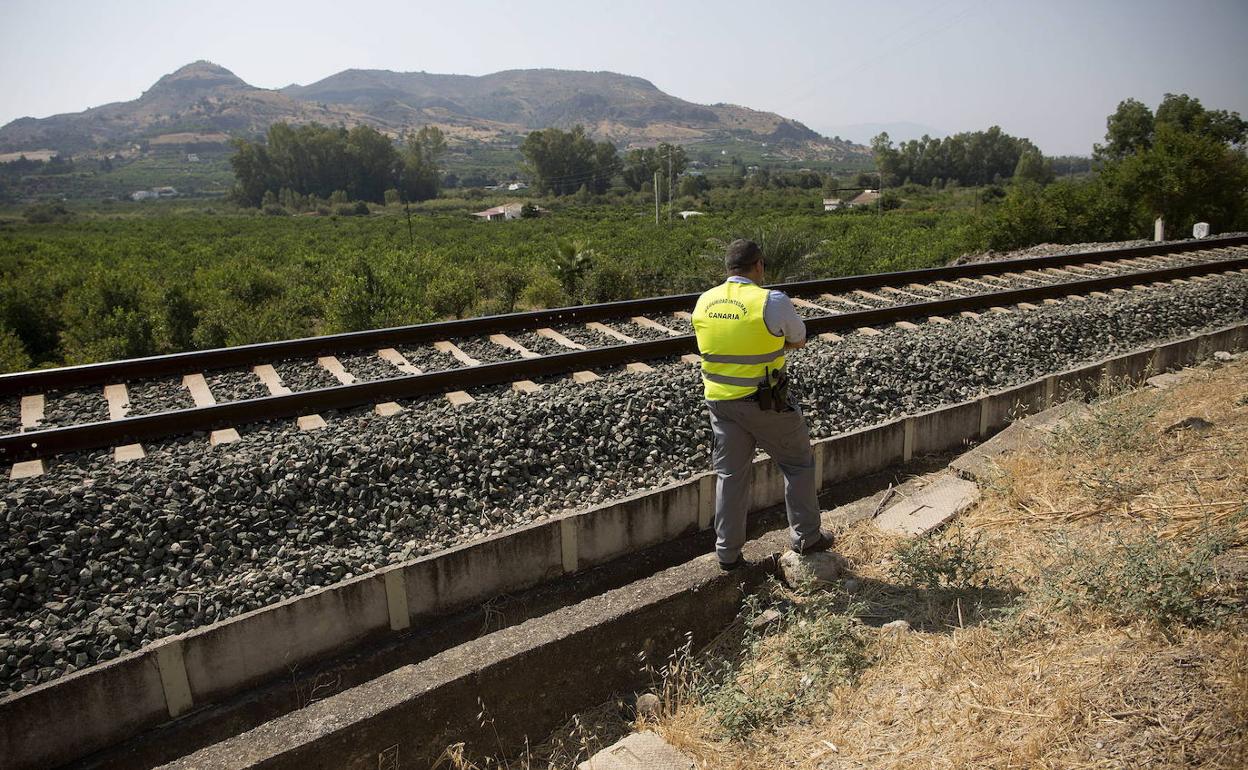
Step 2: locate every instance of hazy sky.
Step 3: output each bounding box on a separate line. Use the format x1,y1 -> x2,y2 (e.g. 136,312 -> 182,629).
2,0 -> 1245,155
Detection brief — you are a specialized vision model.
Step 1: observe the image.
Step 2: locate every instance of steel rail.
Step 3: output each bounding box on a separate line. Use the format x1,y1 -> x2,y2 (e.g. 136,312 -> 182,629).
3,255 -> 1245,464
2,235 -> 1244,397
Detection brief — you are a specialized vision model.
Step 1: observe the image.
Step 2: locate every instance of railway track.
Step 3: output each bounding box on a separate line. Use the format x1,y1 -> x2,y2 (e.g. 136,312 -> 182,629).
2,235 -> 1247,471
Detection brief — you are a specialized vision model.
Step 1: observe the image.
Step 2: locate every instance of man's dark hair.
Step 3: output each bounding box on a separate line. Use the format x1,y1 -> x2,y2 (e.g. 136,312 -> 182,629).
725,239 -> 762,272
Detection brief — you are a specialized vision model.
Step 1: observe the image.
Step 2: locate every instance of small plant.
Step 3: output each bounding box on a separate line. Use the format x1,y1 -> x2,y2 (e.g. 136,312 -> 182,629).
1042,515 -> 1242,628
692,582 -> 870,740
889,526 -> 996,591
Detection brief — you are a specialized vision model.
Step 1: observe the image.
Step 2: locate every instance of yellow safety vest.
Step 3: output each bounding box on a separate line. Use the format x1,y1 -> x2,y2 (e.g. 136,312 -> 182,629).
691,280 -> 786,400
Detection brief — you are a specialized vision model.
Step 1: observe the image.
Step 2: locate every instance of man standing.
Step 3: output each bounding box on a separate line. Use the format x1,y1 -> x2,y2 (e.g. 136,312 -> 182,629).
692,239 -> 832,570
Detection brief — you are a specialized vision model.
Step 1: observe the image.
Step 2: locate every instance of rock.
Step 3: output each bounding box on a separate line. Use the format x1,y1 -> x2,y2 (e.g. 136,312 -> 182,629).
881,619 -> 912,635
1213,350 -> 1233,362
842,578 -> 861,594
779,550 -> 847,587
749,608 -> 782,630
635,692 -> 661,719
1165,416 -> 1214,434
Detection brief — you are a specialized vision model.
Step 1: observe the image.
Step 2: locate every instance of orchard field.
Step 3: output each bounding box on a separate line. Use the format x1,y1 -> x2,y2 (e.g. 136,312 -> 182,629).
0,199 -> 990,371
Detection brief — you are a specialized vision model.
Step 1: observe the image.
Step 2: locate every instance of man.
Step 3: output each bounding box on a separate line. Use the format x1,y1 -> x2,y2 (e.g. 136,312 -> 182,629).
691,239 -> 833,570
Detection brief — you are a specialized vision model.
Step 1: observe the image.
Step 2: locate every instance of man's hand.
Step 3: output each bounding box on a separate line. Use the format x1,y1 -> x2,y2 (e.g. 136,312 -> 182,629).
784,338 -> 807,350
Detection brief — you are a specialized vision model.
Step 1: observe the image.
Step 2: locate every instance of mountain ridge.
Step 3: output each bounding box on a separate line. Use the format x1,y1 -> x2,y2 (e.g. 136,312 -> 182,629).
0,61 -> 865,160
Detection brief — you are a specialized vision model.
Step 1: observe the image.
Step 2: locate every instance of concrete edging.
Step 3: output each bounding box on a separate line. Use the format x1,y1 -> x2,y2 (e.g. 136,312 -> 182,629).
1,321 -> 1245,769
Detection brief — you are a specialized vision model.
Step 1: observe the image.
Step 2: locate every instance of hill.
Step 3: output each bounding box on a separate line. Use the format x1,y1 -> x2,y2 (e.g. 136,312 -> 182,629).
0,61 -> 864,161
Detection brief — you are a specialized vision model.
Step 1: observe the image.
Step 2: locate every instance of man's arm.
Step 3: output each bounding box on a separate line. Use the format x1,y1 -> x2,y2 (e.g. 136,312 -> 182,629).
765,290 -> 807,347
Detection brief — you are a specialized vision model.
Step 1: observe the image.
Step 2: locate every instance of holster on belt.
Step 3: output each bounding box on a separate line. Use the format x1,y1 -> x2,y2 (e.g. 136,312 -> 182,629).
758,367 -> 792,413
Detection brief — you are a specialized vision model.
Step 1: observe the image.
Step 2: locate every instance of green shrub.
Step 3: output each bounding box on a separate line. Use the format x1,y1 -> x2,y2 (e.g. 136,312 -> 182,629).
889,526 -> 997,591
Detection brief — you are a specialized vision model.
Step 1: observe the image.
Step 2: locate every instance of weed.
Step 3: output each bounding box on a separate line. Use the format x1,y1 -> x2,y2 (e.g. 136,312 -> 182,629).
888,526 -> 997,592
690,582 -> 870,741
1042,513 -> 1244,628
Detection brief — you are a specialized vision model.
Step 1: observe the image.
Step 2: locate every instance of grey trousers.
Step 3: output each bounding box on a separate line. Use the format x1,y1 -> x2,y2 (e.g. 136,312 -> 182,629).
706,398 -> 822,562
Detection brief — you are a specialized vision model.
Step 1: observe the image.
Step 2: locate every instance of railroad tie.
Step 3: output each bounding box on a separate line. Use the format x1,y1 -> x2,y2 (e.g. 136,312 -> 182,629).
103,383 -> 145,462
253,365 -> 325,431
626,362 -> 655,374
316,356 -> 357,385
630,316 -> 681,336
536,328 -> 586,350
489,334 -> 540,359
11,399 -> 47,478
182,374 -> 240,446
585,322 -> 634,343
818,332 -> 843,342
433,340 -> 481,367
894,321 -> 920,330
819,293 -> 868,308
377,348 -> 421,375
790,297 -> 837,314
881,286 -> 926,300
854,289 -> 891,304
926,316 -> 951,325
19,394 -> 44,431
374,349 -> 419,415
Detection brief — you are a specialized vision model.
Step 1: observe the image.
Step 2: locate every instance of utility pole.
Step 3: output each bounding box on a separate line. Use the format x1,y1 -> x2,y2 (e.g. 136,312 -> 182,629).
668,149 -> 673,222
654,171 -> 660,225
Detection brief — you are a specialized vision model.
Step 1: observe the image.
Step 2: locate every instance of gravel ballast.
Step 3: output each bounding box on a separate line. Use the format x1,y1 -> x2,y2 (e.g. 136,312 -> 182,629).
0,271 -> 1245,695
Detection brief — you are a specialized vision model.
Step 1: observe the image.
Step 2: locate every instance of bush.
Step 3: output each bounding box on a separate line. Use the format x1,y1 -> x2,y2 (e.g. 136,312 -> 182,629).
1043,517 -> 1241,628
23,202 -> 72,224
262,204 -> 290,216
0,325 -> 31,373
889,526 -> 996,591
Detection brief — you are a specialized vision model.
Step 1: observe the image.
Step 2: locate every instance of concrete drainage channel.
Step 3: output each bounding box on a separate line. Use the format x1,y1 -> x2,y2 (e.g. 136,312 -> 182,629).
2,323 -> 1246,768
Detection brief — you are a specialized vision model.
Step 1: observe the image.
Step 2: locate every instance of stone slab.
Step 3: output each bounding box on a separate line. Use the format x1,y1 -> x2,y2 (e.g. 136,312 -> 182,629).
209,428 -> 241,446
511,380 -> 542,394
572,370 -> 601,384
950,422 -> 1037,482
9,459 -> 46,480
374,402 -> 404,416
873,474 -> 979,535
579,731 -> 695,770
114,443 -> 146,463
445,391 -> 475,407
1147,372 -> 1186,390
625,362 -> 654,374
296,414 -> 327,431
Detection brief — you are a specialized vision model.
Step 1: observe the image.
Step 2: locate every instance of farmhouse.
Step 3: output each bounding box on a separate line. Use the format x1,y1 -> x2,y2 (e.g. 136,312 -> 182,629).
822,197 -> 844,211
471,202 -> 545,221
848,189 -> 880,207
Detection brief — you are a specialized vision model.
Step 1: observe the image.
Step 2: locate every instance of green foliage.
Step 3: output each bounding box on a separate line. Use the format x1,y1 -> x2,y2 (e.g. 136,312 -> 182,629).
698,583 -> 870,740
621,143 -> 688,194
873,126 -> 1043,187
23,202 -> 73,224
889,527 -> 997,592
0,205 -> 995,369
1042,516 -> 1242,628
550,239 -> 596,298
230,122 -> 443,207
0,324 -> 31,373
520,126 -> 619,195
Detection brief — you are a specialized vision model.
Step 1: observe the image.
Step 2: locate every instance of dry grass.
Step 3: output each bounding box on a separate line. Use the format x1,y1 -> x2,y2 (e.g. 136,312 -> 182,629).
454,359 -> 1248,769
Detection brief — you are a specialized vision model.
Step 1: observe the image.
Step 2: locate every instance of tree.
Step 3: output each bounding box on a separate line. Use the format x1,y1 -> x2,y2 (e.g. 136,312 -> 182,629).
520,126 -> 618,196
550,239 -> 596,297
1097,94 -> 1248,233
1013,149 -> 1054,185
1094,98 -> 1155,160
620,143 -> 688,193
399,126 -> 447,202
